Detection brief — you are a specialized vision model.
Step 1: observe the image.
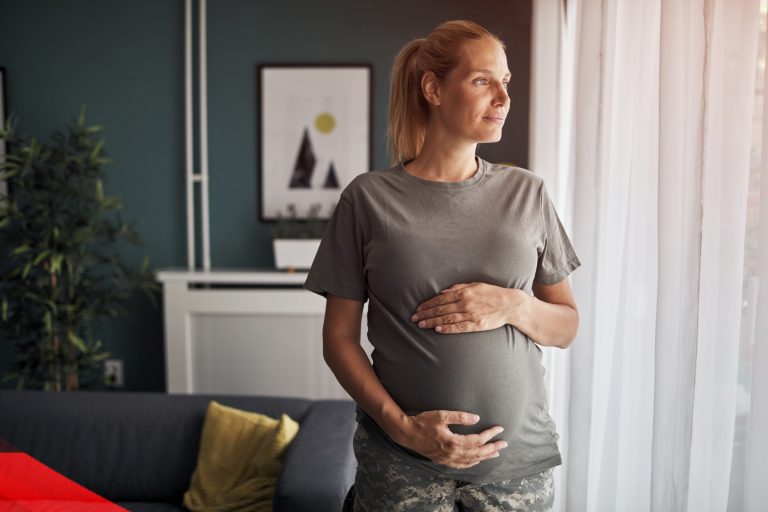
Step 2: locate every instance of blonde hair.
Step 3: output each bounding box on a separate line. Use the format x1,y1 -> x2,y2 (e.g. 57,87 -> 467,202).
386,20 -> 506,165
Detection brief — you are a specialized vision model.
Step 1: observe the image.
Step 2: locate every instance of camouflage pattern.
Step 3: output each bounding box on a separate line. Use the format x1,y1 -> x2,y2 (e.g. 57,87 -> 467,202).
352,421 -> 554,512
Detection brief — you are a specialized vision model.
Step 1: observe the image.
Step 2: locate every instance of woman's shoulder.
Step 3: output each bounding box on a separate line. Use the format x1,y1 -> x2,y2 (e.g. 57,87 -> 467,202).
339,164 -> 400,198
481,158 -> 545,190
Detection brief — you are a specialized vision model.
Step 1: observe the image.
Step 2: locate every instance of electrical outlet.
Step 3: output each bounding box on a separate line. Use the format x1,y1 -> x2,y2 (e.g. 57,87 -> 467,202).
104,359 -> 124,387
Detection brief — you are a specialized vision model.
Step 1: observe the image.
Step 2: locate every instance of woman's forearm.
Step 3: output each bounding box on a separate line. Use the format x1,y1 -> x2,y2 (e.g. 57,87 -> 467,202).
506,289 -> 578,349
323,337 -> 410,441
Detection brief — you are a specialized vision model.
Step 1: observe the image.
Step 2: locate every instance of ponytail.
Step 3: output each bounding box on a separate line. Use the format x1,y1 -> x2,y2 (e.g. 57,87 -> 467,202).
387,39 -> 428,165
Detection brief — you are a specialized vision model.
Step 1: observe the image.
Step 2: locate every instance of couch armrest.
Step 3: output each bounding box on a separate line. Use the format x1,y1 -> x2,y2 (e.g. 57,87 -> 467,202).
274,400 -> 357,512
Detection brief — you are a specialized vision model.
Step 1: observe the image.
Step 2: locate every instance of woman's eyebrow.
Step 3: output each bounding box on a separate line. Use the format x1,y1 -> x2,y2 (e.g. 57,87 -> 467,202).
468,69 -> 512,78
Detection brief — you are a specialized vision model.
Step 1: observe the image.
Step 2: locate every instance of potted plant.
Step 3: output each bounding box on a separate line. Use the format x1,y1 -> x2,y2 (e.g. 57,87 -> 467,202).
270,202 -> 334,270
0,106 -> 161,391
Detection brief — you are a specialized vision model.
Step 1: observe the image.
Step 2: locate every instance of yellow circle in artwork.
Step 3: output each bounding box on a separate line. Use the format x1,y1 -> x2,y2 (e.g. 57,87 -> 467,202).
315,113 -> 336,134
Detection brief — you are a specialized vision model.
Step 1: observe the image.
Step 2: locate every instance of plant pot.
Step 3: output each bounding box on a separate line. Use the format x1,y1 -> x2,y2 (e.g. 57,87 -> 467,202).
273,238 -> 321,270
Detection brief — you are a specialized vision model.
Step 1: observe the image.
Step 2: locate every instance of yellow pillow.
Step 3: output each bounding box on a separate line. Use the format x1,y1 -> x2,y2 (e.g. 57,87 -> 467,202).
183,400 -> 300,512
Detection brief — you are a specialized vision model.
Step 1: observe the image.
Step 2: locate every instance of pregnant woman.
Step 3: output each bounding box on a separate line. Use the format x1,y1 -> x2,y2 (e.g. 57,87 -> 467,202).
304,19 -> 581,512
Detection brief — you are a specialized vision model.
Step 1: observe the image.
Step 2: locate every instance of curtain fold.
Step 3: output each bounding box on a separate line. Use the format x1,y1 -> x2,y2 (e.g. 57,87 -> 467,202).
686,1 -> 759,510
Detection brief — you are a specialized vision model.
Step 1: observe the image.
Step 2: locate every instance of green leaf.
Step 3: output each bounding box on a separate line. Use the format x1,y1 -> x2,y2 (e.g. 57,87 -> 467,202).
33,250 -> 51,266
21,262 -> 32,279
95,180 -> 104,202
90,139 -> 104,160
67,331 -> 87,353
2,298 -> 7,322
92,352 -> 110,362
12,244 -> 31,256
78,105 -> 86,126
102,196 -> 122,210
51,254 -> 63,275
44,299 -> 57,314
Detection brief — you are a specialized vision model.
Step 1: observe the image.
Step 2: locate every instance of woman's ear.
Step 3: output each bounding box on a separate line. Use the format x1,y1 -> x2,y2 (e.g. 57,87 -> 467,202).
421,70 -> 442,106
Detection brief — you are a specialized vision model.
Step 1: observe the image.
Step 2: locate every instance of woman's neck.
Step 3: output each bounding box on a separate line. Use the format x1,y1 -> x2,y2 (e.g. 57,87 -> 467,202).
404,138 -> 478,182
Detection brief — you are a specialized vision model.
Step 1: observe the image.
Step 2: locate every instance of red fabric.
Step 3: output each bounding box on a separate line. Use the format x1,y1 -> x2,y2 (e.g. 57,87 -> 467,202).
0,453 -> 127,511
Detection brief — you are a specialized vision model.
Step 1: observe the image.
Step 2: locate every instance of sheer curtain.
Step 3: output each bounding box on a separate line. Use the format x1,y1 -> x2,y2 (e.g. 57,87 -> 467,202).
530,0 -> 766,511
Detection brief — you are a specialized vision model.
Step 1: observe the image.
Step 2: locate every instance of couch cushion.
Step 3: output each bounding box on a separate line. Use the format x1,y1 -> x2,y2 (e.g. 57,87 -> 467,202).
0,390 -> 311,503
182,400 -> 299,511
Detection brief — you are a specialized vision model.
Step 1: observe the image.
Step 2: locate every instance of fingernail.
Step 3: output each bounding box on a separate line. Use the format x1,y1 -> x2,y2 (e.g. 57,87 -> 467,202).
411,315 -> 417,321
492,452 -> 500,458
496,427 -> 505,433
500,442 -> 508,448
418,321 -> 426,327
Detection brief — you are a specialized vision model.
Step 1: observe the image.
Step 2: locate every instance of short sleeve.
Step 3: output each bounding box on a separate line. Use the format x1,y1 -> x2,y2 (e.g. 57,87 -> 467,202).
303,192 -> 368,302
534,180 -> 582,285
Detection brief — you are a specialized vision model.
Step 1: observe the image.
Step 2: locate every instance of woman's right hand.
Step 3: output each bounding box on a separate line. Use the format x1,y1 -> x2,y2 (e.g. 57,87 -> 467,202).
389,410 -> 508,469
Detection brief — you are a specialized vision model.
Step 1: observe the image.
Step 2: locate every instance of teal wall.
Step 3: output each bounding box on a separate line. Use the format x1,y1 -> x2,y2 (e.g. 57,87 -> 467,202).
0,0 -> 531,391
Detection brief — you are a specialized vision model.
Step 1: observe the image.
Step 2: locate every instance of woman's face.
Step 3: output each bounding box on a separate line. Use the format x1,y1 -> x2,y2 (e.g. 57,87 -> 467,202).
429,38 -> 511,144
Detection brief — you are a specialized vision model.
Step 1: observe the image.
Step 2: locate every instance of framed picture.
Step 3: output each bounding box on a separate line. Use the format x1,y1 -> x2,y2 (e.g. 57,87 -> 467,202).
258,64 -> 372,221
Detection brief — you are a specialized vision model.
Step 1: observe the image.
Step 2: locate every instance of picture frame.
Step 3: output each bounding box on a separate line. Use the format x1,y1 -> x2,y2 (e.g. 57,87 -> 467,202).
257,64 -> 372,221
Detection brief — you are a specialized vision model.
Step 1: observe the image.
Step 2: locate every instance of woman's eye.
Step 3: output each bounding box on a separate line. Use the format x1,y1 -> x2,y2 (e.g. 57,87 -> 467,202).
475,78 -> 488,85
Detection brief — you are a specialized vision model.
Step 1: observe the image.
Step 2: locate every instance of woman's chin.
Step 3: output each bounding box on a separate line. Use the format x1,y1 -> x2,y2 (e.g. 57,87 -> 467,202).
478,132 -> 504,143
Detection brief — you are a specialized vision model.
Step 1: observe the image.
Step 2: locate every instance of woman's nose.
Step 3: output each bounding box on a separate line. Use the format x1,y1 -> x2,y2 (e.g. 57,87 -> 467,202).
493,85 -> 509,106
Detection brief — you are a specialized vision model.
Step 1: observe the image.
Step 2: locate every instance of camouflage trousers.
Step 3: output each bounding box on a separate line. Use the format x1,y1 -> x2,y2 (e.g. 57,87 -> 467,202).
352,421 -> 554,512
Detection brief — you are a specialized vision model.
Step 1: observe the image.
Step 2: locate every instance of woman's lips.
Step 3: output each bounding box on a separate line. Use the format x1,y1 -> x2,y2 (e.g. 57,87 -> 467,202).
484,116 -> 505,123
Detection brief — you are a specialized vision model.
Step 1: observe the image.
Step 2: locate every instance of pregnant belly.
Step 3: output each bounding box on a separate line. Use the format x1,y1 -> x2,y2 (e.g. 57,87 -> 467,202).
371,325 -> 551,436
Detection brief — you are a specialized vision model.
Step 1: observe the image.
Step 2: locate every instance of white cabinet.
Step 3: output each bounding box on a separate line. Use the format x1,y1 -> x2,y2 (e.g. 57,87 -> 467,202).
156,269 -> 371,399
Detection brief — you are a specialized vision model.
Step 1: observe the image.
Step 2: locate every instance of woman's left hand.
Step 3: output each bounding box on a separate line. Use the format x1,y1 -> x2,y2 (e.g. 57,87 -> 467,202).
411,282 -> 525,333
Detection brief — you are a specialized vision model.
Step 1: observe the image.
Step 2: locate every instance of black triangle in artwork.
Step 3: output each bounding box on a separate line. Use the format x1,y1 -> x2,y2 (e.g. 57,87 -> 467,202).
323,161 -> 340,189
288,127 -> 316,188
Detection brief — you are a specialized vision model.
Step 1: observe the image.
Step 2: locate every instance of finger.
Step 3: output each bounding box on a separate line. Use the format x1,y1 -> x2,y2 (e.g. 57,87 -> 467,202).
416,311 -> 468,328
416,291 -> 461,312
449,425 -> 505,449
413,303 -> 459,323
435,320 -> 473,334
439,283 -> 472,293
467,440 -> 508,459
438,411 -> 480,425
462,450 -> 501,466
447,445 -> 502,469
448,441 -> 506,469
477,425 -> 505,444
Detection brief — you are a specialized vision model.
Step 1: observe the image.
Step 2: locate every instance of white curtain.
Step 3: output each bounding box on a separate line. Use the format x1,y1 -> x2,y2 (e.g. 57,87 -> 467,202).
530,0 -> 766,510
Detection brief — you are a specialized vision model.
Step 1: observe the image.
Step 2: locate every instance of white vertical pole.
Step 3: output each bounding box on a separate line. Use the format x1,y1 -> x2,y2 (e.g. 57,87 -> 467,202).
199,0 -> 211,271
184,0 -> 196,270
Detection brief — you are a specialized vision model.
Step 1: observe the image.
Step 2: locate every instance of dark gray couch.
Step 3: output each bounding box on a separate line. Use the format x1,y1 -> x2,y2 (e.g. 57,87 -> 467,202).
0,390 -> 357,511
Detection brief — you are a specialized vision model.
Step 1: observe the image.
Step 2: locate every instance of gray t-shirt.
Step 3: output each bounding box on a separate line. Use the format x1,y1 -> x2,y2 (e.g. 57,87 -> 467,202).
303,155 -> 581,483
